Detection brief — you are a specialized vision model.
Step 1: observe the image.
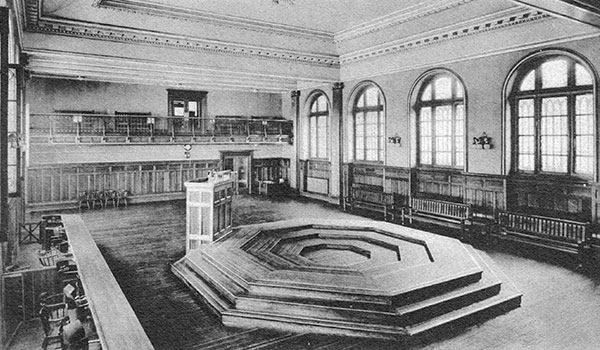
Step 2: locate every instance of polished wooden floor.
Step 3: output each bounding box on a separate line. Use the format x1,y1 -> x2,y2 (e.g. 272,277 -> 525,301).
78,195 -> 600,350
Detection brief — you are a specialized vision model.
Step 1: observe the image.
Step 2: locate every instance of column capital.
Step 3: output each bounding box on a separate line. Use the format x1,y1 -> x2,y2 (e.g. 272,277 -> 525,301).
332,82 -> 344,91
291,90 -> 301,98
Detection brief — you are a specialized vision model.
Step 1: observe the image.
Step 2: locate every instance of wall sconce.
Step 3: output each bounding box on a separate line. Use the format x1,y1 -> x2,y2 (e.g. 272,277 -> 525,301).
472,132 -> 492,149
387,134 -> 401,145
183,144 -> 192,158
8,132 -> 22,149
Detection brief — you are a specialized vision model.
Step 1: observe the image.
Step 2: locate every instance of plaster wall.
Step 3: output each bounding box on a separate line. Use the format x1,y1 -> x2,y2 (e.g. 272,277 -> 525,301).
332,34 -> 600,176
27,78 -> 284,118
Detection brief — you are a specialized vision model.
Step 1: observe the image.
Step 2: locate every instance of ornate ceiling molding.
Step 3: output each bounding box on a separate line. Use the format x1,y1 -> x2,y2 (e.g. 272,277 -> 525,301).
334,0 -> 476,43
23,0 -> 340,68
342,29 -> 600,82
340,7 -> 550,65
93,0 -> 332,42
24,49 -> 338,92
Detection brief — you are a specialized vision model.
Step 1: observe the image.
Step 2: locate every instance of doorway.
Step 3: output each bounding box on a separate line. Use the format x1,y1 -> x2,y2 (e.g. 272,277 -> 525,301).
220,151 -> 253,194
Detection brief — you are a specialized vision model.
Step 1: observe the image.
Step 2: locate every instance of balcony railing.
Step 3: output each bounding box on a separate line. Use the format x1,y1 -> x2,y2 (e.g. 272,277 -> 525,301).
29,113 -> 294,144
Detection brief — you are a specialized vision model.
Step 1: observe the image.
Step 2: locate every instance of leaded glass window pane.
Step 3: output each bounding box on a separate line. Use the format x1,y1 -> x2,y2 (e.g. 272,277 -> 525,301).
541,59 -> 568,89
434,77 -> 452,100
576,63 -> 593,86
421,84 -> 432,101
309,116 -> 317,158
317,95 -> 327,112
366,87 -> 378,106
520,70 -> 535,91
540,97 -> 568,173
456,81 -> 464,98
317,116 -> 327,158
575,94 -> 594,174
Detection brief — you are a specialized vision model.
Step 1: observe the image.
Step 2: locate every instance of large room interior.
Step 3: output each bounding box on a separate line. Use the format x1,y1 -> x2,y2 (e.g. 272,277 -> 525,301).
2,0 -> 600,349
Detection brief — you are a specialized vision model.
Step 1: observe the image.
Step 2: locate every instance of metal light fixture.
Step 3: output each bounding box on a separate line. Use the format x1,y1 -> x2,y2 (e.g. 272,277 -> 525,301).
472,132 -> 492,149
387,134 -> 401,145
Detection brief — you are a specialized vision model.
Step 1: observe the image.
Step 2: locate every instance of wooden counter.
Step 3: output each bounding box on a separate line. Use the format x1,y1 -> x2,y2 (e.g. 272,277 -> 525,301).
61,215 -> 155,350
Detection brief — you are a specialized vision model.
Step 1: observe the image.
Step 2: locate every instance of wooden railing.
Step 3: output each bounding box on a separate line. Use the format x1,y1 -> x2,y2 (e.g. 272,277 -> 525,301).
29,113 -> 293,143
497,212 -> 590,244
345,184 -> 394,220
402,198 -> 473,235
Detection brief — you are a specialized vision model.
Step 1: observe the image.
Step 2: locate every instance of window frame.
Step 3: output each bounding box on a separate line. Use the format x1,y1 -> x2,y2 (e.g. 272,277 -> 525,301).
509,54 -> 595,179
414,73 -> 466,170
352,85 -> 385,163
308,93 -> 329,160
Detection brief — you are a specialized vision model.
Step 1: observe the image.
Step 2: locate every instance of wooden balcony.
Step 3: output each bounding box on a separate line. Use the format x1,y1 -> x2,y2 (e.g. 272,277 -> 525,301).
29,113 -> 294,145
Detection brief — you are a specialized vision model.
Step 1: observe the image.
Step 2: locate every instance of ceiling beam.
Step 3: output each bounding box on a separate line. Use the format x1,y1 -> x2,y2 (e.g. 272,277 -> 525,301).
512,0 -> 600,28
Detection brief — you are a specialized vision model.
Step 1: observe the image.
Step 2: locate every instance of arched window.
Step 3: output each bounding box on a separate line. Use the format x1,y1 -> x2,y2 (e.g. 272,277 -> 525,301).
414,72 -> 465,168
309,94 -> 328,159
510,53 -> 595,176
353,85 -> 384,162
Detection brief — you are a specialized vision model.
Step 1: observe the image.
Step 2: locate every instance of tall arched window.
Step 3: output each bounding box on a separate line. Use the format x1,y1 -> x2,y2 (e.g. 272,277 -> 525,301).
414,72 -> 465,168
509,53 -> 595,176
353,85 -> 384,162
309,94 -> 328,159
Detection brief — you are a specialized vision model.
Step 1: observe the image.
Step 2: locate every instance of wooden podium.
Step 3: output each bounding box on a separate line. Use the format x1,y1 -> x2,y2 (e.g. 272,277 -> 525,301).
185,170 -> 234,253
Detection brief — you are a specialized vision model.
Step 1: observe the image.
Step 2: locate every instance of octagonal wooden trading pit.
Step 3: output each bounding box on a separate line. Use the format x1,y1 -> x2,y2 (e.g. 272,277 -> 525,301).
173,219 -> 522,341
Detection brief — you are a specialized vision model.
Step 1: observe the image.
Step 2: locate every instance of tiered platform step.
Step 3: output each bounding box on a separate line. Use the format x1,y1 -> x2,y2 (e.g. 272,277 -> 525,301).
172,219 -> 521,341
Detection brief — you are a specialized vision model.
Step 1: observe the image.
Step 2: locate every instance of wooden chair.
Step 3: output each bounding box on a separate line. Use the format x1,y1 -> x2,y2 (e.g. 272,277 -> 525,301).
91,190 -> 105,209
39,249 -> 60,267
116,189 -> 130,207
104,189 -> 117,207
39,295 -> 69,349
77,192 -> 90,210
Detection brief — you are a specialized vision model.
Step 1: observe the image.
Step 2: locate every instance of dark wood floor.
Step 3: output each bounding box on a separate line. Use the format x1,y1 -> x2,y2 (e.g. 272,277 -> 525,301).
79,195 -> 600,350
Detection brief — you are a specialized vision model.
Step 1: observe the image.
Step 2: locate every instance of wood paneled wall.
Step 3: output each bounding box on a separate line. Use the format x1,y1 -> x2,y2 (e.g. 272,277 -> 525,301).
345,164 -> 507,217
27,160 -> 220,205
5,197 -> 23,267
300,159 -> 331,195
508,176 -> 592,222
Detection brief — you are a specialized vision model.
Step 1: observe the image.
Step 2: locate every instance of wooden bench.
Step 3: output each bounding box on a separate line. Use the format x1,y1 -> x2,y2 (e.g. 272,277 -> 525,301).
345,185 -> 394,220
495,211 -> 591,260
402,197 -> 472,235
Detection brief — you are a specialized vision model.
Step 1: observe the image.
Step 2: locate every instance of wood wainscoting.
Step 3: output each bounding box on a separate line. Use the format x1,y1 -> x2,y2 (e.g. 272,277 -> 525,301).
300,159 -> 331,196
507,175 -> 592,222
27,160 -> 220,209
345,165 -> 507,219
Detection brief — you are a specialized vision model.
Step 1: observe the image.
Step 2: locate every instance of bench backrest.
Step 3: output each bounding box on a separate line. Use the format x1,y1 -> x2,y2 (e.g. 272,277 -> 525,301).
411,198 -> 471,219
498,212 -> 590,243
351,186 -> 394,205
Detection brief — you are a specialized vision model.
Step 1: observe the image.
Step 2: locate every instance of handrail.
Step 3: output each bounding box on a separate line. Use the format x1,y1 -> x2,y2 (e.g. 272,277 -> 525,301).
29,113 -> 294,141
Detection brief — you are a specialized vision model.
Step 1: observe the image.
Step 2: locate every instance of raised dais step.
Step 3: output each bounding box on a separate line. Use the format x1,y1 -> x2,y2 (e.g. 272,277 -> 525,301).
173,220 -> 522,341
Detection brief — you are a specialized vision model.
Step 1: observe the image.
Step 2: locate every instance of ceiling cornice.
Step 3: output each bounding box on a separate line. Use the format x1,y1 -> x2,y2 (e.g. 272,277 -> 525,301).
340,7 -> 549,65
342,28 -> 600,82
334,0 -> 475,43
24,49 -> 338,92
23,0 -> 340,68
93,0 -> 333,42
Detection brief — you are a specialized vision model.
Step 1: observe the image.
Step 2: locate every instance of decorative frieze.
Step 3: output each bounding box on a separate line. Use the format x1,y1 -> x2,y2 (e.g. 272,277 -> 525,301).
340,8 -> 550,65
